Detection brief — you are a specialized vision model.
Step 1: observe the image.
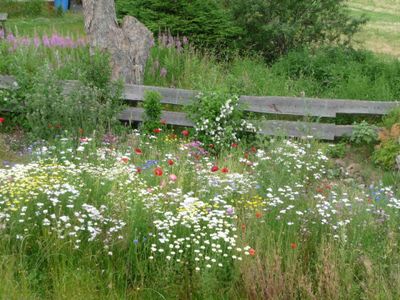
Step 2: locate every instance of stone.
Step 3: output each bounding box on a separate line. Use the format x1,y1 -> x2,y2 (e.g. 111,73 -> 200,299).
82,0 -> 153,84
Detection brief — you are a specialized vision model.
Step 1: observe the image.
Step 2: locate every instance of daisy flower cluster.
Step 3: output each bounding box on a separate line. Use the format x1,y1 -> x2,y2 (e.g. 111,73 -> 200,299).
189,93 -> 257,151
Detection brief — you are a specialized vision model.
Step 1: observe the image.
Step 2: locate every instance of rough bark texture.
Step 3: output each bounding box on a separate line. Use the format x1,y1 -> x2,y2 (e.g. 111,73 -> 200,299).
82,0 -> 153,84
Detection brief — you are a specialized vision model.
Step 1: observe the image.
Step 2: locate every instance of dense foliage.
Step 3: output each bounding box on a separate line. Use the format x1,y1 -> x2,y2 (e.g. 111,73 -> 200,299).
227,0 -> 367,61
116,0 -> 366,61
1,50 -> 124,141
115,0 -> 241,49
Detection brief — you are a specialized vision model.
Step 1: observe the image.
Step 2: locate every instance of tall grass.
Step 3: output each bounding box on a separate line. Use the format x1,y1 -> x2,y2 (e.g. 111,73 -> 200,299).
145,40 -> 400,101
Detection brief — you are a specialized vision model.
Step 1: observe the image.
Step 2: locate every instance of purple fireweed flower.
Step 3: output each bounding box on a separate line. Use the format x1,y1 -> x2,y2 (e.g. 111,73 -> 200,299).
42,35 -> 50,47
160,67 -> 167,77
176,39 -> 182,52
182,36 -> 189,45
7,33 -> 16,43
149,37 -> 155,47
167,34 -> 174,48
33,36 -> 40,48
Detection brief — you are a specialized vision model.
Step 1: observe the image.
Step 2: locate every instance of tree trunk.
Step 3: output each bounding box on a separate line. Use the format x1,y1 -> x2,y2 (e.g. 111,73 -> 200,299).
82,0 -> 153,84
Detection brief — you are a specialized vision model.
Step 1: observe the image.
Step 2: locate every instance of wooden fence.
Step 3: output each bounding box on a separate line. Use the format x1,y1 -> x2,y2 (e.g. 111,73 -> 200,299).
1,75 -> 399,140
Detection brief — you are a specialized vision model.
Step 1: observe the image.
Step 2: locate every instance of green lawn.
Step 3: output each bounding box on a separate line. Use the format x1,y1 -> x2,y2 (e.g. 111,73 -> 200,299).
347,0 -> 400,56
6,12 -> 84,37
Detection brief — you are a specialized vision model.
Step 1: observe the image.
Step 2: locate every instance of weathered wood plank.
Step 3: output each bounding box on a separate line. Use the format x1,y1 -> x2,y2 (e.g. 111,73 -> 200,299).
0,75 -> 16,89
241,96 -> 336,117
0,13 -> 7,21
124,84 -> 196,105
259,120 -> 336,140
119,107 -> 194,127
241,96 -> 399,117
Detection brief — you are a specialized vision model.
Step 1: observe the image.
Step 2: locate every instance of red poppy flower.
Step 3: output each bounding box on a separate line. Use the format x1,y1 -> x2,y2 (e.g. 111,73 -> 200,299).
121,157 -> 129,163
251,146 -> 257,153
211,165 -> 219,172
168,159 -> 174,166
255,211 -> 262,219
181,130 -> 189,137
248,248 -> 256,256
153,128 -> 161,134
134,148 -> 143,155
0,117 -> 4,123
244,152 -> 249,159
231,143 -> 238,148
136,167 -> 142,174
154,167 -> 163,176
221,167 -> 229,173
290,243 -> 297,250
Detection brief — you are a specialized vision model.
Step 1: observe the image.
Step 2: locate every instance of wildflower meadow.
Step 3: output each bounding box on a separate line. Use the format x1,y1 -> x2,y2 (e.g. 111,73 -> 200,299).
1,2 -> 400,299
0,129 -> 399,299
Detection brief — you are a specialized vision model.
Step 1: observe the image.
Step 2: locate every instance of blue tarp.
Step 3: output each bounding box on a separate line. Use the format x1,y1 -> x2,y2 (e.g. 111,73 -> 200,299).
54,0 -> 69,11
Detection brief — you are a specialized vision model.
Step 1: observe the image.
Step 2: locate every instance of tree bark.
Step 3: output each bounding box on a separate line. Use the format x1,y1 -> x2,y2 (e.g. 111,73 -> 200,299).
82,0 -> 153,84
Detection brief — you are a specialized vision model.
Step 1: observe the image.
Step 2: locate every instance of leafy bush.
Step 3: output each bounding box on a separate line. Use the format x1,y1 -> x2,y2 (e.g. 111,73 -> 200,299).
142,90 -> 162,133
227,0 -> 367,61
186,92 -> 256,152
115,0 -> 241,50
373,139 -> 400,170
3,51 -> 124,141
327,142 -> 347,158
350,121 -> 378,145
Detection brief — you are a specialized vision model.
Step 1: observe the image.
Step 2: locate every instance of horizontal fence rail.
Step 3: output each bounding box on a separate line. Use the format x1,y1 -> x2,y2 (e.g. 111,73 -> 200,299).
1,75 -> 399,140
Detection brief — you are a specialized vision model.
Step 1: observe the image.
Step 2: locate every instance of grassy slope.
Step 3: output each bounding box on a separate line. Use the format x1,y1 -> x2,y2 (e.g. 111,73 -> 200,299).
347,0 -> 400,56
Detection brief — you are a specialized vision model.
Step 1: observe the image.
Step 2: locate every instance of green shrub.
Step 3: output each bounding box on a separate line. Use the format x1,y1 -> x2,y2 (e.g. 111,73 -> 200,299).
373,108 -> 400,170
115,0 -> 241,50
4,51 -> 124,141
142,90 -> 162,133
383,107 -> 400,129
350,121 -> 378,145
373,139 -> 400,170
327,142 -> 347,158
227,0 -> 367,62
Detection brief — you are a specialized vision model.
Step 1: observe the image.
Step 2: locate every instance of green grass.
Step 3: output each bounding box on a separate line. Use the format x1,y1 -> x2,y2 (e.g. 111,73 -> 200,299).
347,0 -> 400,56
6,12 -> 85,37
